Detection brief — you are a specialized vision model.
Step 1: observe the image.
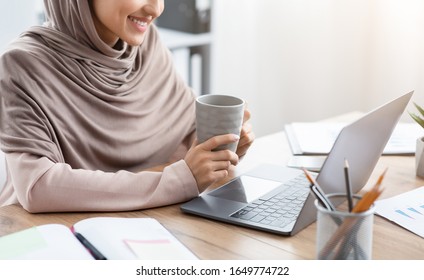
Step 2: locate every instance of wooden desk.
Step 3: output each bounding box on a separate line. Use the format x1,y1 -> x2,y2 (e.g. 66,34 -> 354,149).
1,132 -> 424,260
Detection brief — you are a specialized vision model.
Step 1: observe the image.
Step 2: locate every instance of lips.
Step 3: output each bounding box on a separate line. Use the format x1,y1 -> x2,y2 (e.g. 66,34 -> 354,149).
129,16 -> 148,27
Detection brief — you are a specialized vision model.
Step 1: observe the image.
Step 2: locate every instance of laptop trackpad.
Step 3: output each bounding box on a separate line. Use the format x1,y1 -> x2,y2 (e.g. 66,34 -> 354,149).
208,176 -> 282,203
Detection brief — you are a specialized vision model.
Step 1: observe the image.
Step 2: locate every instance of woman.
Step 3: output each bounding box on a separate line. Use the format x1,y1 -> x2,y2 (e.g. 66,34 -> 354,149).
0,0 -> 254,212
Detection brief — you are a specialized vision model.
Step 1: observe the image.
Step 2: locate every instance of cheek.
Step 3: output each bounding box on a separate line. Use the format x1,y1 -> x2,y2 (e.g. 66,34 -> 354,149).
159,2 -> 165,15
93,3 -> 123,29
108,15 -> 131,41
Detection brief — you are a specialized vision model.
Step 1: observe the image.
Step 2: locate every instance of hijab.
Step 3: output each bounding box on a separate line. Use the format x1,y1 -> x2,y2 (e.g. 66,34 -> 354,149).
0,0 -> 196,171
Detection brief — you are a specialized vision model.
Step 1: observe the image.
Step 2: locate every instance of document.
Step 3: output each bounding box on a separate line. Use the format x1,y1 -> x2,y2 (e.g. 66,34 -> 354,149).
285,122 -> 422,155
0,217 -> 197,260
375,187 -> 424,238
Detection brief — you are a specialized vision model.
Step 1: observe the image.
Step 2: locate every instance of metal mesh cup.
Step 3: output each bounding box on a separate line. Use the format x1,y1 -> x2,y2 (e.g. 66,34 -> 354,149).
315,193 -> 375,260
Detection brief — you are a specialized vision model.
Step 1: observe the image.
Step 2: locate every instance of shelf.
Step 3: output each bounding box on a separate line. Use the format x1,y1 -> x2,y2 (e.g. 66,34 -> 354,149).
157,28 -> 213,50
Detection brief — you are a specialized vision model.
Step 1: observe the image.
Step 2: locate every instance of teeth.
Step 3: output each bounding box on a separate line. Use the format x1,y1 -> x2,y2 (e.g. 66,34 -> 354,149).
129,17 -> 147,27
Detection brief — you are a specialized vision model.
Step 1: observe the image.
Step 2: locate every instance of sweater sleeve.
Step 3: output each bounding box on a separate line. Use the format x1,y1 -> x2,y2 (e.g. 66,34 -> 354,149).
6,152 -> 199,213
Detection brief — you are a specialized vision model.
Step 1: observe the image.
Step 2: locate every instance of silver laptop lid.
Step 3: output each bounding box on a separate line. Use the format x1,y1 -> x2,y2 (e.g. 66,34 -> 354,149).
291,91 -> 414,235
317,91 -> 413,194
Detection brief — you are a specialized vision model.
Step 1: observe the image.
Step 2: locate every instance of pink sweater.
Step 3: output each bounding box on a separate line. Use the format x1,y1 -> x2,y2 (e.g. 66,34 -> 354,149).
0,0 -> 199,212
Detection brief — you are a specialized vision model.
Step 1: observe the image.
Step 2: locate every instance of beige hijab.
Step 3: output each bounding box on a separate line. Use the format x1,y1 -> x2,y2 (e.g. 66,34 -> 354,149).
0,0 -> 196,171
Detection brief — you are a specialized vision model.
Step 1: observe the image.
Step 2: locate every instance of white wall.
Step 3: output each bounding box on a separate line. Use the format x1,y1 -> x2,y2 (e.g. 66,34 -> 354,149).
0,0 -> 44,52
366,1 -> 424,107
212,0 -> 424,137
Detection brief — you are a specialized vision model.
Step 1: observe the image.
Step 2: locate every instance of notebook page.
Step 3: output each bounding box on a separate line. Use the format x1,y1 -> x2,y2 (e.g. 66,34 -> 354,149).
73,217 -> 197,260
0,224 -> 93,260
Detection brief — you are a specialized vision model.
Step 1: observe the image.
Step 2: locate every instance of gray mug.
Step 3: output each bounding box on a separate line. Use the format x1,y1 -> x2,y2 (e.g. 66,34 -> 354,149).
196,94 -> 245,152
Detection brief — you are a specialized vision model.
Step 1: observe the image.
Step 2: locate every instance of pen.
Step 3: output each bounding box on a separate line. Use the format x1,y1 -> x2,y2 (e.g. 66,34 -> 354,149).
311,185 -> 335,211
74,232 -> 107,260
344,159 -> 353,212
302,167 -> 336,211
319,168 -> 387,259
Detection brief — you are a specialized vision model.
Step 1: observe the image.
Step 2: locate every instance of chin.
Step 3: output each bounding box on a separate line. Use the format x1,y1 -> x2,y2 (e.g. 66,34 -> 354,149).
124,35 -> 146,47
129,41 -> 144,47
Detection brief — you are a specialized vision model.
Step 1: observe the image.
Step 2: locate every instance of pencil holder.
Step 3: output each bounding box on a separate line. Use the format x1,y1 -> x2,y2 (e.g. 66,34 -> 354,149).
315,193 -> 375,260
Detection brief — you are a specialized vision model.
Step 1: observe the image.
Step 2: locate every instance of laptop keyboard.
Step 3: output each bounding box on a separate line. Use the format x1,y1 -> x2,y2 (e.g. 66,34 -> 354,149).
230,174 -> 310,228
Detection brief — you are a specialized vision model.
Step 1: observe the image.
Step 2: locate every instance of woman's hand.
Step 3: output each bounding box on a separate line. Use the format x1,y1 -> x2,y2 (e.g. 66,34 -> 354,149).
236,108 -> 255,159
184,134 -> 240,193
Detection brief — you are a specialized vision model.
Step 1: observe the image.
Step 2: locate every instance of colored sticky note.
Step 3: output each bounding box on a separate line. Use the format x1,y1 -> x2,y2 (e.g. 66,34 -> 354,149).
0,227 -> 48,259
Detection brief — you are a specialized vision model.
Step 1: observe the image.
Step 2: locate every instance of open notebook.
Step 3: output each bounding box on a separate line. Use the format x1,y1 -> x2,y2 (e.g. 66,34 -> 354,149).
0,217 -> 197,260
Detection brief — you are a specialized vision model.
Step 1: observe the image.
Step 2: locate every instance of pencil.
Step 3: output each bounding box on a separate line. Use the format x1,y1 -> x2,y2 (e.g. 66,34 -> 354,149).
318,168 -> 387,259
344,159 -> 353,212
352,168 -> 386,213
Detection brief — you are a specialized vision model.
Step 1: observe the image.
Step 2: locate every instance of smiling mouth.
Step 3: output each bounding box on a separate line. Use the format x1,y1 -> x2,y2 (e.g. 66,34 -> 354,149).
128,16 -> 148,28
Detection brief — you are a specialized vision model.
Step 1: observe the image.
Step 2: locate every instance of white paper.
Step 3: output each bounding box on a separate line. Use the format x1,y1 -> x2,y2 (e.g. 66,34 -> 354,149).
285,122 -> 422,155
124,238 -> 195,260
375,187 -> 424,238
73,217 -> 197,260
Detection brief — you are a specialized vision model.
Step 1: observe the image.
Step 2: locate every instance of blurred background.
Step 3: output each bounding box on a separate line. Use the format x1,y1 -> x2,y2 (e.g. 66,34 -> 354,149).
1,0 -> 423,138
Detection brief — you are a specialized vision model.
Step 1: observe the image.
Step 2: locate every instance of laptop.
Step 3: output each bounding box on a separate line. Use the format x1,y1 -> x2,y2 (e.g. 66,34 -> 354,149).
181,91 -> 414,235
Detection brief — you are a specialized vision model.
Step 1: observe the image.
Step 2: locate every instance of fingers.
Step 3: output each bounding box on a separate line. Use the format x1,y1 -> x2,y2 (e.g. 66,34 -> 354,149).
238,122 -> 253,146
236,142 -> 252,159
210,160 -> 232,171
243,106 -> 251,124
198,169 -> 229,193
200,134 -> 240,151
236,122 -> 255,158
212,149 -> 239,166
184,134 -> 241,192
185,107 -> 254,192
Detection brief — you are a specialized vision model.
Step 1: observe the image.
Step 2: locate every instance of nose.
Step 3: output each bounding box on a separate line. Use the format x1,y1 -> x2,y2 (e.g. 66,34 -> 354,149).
144,0 -> 164,18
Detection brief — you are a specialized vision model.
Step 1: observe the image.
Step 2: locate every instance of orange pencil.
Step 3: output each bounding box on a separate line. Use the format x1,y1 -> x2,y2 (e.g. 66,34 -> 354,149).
352,168 -> 387,213
318,168 -> 387,259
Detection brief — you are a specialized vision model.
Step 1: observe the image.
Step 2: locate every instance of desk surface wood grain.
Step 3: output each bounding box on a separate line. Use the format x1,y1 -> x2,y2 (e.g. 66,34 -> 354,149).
1,131 -> 424,259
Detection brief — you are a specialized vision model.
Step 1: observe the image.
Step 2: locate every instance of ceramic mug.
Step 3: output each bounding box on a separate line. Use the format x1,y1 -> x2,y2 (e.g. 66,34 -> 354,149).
195,94 -> 244,152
